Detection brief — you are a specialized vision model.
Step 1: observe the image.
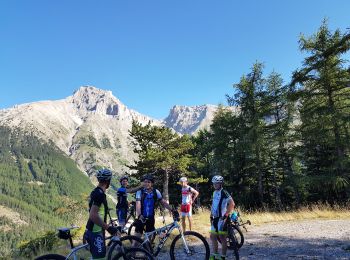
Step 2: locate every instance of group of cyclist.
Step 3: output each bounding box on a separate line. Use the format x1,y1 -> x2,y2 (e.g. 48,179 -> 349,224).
85,168 -> 235,260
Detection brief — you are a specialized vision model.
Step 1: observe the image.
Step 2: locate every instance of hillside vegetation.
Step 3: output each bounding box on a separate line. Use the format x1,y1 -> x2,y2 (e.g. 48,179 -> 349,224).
0,126 -> 93,258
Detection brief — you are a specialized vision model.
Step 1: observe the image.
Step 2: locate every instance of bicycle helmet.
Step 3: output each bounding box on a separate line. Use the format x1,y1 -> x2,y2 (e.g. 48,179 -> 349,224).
96,168 -> 113,182
141,174 -> 155,183
179,177 -> 188,182
119,175 -> 129,183
212,175 -> 224,184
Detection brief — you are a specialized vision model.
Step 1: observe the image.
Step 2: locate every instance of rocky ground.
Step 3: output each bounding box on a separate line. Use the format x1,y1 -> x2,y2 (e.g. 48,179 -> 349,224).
237,219 -> 350,259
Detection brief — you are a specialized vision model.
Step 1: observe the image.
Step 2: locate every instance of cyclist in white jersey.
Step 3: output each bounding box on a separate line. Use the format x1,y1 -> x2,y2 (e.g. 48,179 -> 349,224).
209,175 -> 234,260
179,177 -> 199,231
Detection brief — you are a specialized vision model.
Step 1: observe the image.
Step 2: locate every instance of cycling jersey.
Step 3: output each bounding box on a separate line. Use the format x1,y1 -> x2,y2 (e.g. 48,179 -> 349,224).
211,189 -> 231,218
181,186 -> 193,205
135,188 -> 162,218
86,187 -> 108,232
116,186 -> 128,209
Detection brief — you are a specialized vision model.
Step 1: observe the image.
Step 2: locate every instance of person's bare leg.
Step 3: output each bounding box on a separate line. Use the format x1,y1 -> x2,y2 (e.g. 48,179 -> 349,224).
188,216 -> 192,231
210,233 -> 219,255
218,234 -> 228,256
181,216 -> 186,231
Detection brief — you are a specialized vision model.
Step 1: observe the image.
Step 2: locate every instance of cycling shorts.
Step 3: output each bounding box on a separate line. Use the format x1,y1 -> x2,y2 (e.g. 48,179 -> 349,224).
84,230 -> 106,259
117,208 -> 127,224
210,217 -> 228,235
134,218 -> 155,234
181,204 -> 192,217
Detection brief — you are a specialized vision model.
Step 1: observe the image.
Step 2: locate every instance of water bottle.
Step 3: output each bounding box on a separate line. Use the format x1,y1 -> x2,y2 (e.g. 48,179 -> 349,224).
231,211 -> 238,221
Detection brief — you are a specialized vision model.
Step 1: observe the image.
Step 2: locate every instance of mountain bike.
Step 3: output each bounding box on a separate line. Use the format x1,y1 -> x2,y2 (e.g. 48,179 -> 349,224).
108,210 -> 210,260
127,205 -> 166,237
34,225 -> 154,260
217,211 -> 251,249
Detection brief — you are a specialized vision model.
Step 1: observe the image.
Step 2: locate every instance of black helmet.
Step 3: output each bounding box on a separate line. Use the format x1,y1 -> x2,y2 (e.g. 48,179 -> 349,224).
141,174 -> 154,183
96,168 -> 113,182
119,175 -> 129,183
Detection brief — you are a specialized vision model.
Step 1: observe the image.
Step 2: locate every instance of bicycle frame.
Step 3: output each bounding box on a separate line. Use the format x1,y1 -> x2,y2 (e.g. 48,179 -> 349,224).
140,219 -> 191,256
65,243 -> 89,260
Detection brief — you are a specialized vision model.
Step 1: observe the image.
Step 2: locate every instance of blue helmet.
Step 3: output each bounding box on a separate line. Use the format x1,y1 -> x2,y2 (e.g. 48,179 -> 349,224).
96,168 -> 113,182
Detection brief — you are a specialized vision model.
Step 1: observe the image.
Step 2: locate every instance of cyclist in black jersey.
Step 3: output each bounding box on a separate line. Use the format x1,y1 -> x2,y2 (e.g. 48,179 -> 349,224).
116,175 -> 142,228
84,169 -> 119,260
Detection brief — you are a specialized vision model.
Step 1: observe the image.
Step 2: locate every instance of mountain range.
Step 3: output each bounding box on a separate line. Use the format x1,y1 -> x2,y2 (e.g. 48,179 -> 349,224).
0,86 -> 223,175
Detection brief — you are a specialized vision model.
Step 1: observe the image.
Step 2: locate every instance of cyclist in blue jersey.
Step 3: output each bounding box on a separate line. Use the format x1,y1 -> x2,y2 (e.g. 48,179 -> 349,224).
209,175 -> 235,260
116,175 -> 142,228
84,169 -> 119,260
134,174 -> 174,237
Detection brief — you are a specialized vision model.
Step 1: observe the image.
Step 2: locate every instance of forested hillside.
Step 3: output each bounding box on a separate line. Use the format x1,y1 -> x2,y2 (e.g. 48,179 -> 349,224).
0,126 -> 93,258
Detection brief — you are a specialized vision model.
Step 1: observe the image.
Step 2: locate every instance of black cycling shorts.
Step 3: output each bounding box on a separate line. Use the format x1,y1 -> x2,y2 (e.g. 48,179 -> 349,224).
134,218 -> 155,234
84,230 -> 106,258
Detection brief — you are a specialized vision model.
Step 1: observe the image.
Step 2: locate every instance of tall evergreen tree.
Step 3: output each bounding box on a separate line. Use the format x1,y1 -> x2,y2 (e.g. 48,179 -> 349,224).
129,121 -> 194,201
292,20 -> 350,202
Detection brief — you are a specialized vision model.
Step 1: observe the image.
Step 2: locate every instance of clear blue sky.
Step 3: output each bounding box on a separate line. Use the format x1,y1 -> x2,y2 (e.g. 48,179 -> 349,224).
1,0 -> 349,119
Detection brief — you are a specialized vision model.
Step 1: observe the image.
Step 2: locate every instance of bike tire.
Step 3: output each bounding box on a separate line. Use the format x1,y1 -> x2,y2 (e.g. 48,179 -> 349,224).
111,247 -> 155,260
35,254 -> 66,260
169,231 -> 210,260
231,225 -> 244,249
217,224 -> 244,249
107,235 -> 153,259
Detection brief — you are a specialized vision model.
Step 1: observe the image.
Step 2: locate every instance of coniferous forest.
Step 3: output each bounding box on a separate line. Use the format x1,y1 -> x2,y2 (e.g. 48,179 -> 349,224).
130,21 -> 350,209
0,126 -> 93,258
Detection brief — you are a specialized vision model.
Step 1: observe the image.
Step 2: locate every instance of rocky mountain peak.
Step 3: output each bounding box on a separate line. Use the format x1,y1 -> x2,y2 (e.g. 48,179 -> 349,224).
164,104 -> 218,134
69,86 -> 122,116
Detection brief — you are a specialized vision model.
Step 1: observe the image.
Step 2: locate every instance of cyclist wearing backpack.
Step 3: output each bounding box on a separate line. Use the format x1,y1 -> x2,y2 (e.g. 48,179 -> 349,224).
116,175 -> 142,228
209,175 -> 235,260
134,174 -> 174,236
84,169 -> 119,260
179,177 -> 199,231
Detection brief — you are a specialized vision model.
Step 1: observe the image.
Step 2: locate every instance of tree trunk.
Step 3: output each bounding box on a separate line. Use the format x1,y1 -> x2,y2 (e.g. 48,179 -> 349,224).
162,169 -> 169,203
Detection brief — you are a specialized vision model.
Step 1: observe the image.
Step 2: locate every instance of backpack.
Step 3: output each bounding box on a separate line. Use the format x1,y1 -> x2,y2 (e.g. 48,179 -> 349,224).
140,188 -> 160,218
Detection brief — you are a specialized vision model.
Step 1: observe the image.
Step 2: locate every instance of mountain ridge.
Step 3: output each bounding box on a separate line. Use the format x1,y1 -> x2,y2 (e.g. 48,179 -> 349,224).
0,86 -> 225,174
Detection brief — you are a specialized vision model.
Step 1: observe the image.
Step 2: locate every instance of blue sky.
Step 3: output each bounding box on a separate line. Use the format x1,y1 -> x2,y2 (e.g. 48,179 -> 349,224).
0,0 -> 349,119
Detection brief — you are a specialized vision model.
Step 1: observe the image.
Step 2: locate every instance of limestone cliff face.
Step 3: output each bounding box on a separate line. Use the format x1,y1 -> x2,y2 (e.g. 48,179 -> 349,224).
0,86 -> 230,175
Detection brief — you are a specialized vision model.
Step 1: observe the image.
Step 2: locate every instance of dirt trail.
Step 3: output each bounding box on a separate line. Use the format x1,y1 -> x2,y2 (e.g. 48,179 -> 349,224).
157,219 -> 350,259
239,219 -> 350,259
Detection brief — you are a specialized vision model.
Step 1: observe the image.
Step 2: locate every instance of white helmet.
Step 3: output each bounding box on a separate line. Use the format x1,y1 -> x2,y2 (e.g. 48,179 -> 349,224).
212,175 -> 224,184
179,177 -> 188,182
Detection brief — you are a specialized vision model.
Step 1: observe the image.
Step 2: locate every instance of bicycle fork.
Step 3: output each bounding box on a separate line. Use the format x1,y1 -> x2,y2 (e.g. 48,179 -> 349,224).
178,228 -> 191,254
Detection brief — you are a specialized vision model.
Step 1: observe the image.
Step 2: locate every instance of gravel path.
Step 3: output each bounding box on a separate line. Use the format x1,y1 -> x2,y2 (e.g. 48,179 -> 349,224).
156,219 -> 350,259
239,219 -> 350,260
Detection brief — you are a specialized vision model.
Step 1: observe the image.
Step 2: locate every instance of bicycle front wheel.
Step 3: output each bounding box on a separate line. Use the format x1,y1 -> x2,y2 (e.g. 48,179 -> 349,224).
108,235 -> 153,259
229,225 -> 244,249
35,254 -> 66,260
111,247 -> 154,260
170,231 -> 210,260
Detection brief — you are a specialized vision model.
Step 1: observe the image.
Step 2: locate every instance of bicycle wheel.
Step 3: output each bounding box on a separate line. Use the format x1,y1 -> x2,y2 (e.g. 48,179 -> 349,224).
108,235 -> 153,259
35,254 -> 66,260
111,247 -> 154,260
217,224 -> 244,249
169,231 -> 210,260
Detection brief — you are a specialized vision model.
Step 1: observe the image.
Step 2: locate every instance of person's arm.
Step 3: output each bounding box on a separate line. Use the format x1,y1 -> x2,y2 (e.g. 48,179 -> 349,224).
160,198 -> 173,213
126,184 -> 143,193
191,188 -> 199,203
223,198 -> 235,219
89,205 -> 108,230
